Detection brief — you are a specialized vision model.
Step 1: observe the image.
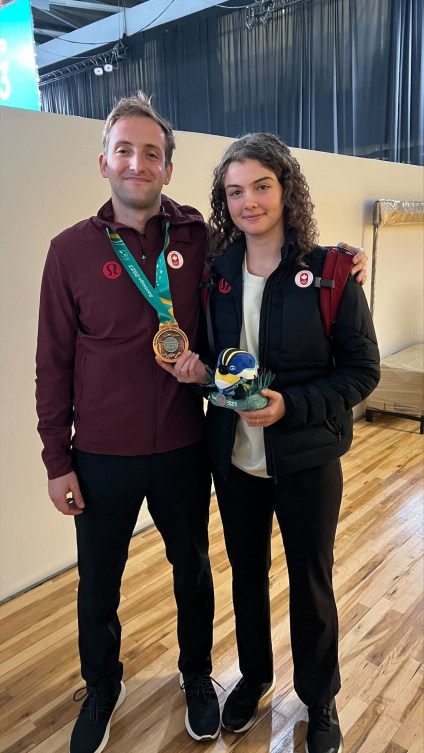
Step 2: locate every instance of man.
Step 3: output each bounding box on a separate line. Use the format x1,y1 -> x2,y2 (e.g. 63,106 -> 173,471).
36,92 -> 367,753
36,93 -> 219,753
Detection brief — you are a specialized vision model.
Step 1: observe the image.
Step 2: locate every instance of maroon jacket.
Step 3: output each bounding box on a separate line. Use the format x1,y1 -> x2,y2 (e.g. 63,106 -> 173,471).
36,196 -> 208,479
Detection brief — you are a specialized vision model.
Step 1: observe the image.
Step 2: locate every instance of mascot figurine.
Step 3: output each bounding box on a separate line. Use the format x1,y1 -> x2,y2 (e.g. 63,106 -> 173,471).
207,348 -> 274,411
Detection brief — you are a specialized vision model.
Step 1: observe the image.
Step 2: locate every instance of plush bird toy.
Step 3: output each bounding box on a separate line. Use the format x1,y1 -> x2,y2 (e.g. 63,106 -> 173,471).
214,348 -> 258,395
207,348 -> 274,411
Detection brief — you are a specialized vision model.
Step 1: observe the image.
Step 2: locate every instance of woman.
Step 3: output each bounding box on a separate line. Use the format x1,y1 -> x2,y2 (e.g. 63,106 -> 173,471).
158,133 -> 380,753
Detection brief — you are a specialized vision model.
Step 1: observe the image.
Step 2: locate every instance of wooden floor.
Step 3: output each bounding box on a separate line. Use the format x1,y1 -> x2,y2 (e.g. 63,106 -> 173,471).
1,417 -> 423,753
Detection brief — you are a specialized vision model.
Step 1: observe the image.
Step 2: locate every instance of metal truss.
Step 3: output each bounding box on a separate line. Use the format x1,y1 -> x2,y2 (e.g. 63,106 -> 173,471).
38,39 -> 128,85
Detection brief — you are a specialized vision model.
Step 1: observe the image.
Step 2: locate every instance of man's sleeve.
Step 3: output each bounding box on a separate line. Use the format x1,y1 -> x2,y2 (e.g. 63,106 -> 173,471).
35,242 -> 78,479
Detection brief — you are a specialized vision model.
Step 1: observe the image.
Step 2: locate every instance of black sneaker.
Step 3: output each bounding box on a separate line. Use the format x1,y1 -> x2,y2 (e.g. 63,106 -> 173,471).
305,698 -> 343,753
69,681 -> 126,753
180,673 -> 221,741
222,674 -> 276,733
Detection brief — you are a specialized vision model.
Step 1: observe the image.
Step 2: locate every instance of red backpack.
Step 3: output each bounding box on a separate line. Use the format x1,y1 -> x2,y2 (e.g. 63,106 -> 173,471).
316,246 -> 355,337
201,245 -> 355,341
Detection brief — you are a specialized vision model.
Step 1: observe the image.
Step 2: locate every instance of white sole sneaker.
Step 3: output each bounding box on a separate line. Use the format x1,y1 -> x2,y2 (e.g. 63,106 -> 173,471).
69,681 -> 126,753
184,708 -> 221,741
223,673 -> 277,733
180,673 -> 221,741
305,734 -> 343,753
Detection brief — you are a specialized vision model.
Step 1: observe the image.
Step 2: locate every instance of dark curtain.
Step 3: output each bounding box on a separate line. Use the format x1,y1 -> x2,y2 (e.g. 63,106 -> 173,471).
40,0 -> 424,165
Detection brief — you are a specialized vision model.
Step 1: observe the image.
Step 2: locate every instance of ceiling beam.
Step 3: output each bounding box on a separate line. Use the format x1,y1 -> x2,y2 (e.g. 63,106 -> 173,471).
31,0 -> 50,9
35,7 -> 79,29
36,0 -> 232,69
34,27 -> 66,37
49,0 -> 121,12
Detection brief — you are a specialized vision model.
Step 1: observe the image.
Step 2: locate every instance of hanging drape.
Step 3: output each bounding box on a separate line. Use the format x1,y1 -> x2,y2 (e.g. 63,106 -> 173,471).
40,0 -> 423,166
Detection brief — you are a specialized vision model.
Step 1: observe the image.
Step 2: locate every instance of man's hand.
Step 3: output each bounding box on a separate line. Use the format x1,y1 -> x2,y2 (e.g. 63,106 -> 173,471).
48,471 -> 85,516
155,351 -> 208,384
338,242 -> 368,285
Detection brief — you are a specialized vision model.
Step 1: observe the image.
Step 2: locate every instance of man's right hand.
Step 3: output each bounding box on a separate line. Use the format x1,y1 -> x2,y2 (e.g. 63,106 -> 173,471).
155,351 -> 208,384
48,471 -> 85,516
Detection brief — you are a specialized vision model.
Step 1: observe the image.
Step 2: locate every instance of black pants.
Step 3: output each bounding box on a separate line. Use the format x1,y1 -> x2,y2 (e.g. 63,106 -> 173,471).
73,441 -> 213,688
213,460 -> 342,707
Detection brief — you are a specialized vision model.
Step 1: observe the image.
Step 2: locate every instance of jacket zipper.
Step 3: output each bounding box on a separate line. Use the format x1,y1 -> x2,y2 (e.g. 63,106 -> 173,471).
260,258 -> 290,482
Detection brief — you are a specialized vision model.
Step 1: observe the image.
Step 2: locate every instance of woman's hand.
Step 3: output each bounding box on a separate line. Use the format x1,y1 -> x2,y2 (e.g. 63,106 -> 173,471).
237,388 -> 286,427
155,350 -> 209,384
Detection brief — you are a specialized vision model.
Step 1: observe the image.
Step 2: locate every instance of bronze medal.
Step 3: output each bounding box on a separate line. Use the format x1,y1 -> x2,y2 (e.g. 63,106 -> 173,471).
153,322 -> 189,362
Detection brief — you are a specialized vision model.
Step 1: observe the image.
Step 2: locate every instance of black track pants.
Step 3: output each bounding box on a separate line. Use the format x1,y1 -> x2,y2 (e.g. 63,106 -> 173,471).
73,441 -> 213,688
214,459 -> 342,707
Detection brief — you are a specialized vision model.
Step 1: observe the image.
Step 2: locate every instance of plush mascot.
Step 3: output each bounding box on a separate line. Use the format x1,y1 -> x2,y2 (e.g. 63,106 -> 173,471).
214,349 -> 258,394
207,348 -> 274,411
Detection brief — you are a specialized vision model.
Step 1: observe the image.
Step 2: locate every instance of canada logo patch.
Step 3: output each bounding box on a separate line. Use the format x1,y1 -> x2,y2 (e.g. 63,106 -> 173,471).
294,270 -> 313,288
167,250 -> 184,269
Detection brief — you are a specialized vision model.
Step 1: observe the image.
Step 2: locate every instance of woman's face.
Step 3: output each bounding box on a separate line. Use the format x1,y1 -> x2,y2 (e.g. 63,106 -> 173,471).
223,159 -> 284,242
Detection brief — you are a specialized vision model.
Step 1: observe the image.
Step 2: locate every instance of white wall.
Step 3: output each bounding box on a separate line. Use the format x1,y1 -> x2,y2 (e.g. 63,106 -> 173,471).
0,107 -> 423,601
301,154 -> 424,357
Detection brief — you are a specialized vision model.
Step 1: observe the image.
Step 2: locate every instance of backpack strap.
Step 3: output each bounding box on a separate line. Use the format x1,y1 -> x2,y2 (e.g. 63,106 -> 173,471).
314,247 -> 355,337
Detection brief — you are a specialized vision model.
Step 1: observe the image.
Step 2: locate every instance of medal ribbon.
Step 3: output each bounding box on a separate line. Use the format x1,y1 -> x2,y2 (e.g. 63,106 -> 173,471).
106,223 -> 175,324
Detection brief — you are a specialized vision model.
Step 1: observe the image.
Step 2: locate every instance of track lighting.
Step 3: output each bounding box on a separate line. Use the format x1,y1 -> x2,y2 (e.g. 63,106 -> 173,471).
93,62 -> 115,76
38,41 -> 128,86
245,7 -> 257,30
246,0 -> 297,30
260,8 -> 273,25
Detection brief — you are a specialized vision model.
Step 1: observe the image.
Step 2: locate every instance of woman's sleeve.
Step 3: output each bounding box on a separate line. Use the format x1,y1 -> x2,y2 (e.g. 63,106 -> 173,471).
281,277 -> 380,428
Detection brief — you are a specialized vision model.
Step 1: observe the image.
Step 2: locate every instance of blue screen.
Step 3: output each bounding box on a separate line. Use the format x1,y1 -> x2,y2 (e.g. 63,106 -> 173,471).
0,0 -> 40,111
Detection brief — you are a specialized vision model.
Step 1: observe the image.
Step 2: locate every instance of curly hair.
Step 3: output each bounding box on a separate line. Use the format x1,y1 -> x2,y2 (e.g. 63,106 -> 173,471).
208,133 -> 318,264
102,91 -> 175,166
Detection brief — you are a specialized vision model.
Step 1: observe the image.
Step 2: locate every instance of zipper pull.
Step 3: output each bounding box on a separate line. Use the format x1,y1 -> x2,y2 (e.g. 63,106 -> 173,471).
141,253 -> 147,264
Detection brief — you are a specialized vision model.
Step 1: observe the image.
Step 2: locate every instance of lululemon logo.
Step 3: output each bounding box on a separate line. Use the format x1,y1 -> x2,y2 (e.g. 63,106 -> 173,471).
167,250 -> 184,269
218,279 -> 232,294
103,261 -> 122,279
294,270 -> 313,288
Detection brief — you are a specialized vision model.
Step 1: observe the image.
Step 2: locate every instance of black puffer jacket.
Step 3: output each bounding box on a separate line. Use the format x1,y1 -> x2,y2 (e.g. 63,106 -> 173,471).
204,235 -> 380,480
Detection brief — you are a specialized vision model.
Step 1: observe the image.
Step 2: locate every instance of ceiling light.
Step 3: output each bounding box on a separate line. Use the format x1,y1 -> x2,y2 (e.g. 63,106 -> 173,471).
245,8 -> 257,30
39,41 -> 128,86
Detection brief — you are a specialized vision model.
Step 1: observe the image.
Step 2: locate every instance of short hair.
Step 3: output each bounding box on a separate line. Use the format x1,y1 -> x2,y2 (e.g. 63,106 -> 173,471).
208,133 -> 318,261
102,91 -> 176,166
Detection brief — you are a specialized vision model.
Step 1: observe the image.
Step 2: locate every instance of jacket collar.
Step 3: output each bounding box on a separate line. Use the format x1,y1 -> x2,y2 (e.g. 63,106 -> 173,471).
92,195 -> 205,235
212,228 -> 299,280
212,237 -> 246,281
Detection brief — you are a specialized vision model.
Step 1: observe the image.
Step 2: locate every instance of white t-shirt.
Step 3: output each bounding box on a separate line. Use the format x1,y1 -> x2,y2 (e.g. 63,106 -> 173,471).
231,259 -> 271,477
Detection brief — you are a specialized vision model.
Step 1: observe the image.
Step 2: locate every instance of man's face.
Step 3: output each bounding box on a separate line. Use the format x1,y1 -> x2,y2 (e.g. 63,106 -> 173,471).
99,115 -> 173,213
